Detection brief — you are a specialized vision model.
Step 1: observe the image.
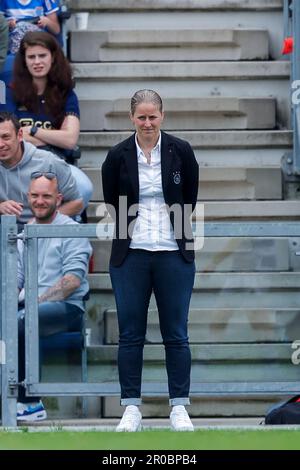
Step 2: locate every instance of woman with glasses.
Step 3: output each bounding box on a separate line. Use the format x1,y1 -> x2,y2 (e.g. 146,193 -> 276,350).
2,30 -> 92,212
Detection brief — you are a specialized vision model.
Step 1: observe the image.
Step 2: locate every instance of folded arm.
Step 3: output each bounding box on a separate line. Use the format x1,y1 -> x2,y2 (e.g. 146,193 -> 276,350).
22,115 -> 80,150
59,198 -> 84,216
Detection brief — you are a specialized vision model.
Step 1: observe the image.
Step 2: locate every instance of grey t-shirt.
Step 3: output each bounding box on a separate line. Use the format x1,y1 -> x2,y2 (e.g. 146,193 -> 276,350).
0,141 -> 81,225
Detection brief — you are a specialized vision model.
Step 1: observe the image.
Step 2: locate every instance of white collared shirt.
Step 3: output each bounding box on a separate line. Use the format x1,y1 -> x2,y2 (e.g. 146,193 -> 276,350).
130,133 -> 179,251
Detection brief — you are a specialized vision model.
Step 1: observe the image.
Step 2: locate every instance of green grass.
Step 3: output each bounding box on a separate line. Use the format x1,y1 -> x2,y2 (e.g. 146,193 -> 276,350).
0,429 -> 300,450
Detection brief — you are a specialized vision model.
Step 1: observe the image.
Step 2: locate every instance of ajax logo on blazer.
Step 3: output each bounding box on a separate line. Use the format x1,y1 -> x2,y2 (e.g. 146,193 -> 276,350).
173,171 -> 181,184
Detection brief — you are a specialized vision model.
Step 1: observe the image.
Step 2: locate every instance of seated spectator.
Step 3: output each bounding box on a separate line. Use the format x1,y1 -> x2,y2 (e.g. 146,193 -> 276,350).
0,12 -> 8,72
0,111 -> 83,227
0,0 -> 60,54
17,173 -> 92,421
3,30 -> 93,210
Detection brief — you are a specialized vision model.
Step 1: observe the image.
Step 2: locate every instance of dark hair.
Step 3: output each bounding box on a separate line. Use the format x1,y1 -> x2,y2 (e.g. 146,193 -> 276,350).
12,31 -> 74,128
130,89 -> 163,115
0,111 -> 21,133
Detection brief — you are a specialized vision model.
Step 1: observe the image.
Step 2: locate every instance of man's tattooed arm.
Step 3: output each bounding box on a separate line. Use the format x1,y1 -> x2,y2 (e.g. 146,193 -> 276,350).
38,274 -> 81,303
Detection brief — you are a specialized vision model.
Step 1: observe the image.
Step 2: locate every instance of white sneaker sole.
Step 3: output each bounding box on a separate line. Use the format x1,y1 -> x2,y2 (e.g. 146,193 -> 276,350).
171,425 -> 194,432
116,423 -> 142,432
171,428 -> 194,432
17,409 -> 47,422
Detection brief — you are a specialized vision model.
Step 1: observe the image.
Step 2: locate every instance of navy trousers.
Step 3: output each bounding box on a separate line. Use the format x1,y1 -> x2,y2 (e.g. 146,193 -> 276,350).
110,249 -> 195,406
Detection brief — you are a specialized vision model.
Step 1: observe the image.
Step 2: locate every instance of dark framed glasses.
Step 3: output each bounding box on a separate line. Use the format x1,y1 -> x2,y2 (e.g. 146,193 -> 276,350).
30,171 -> 57,180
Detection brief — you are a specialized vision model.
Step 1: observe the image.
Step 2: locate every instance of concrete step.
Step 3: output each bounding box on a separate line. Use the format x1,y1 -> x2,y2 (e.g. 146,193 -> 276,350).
104,308 -> 300,344
198,167 -> 282,200
88,288 -> 299,314
73,62 -> 289,129
87,343 -> 299,383
37,380 -> 285,419
87,272 -> 300,312
87,201 -> 300,223
78,130 -> 292,168
78,97 -> 276,131
74,61 -> 289,80
68,1 -> 283,59
69,1 -> 283,12
90,237 -> 290,273
70,29 -> 269,62
84,167 -> 282,202
88,272 -> 300,290
195,201 -> 300,220
102,397 -> 275,418
79,130 -> 292,150
21,417 -> 267,426
23,416 -> 278,427
35,360 -> 290,418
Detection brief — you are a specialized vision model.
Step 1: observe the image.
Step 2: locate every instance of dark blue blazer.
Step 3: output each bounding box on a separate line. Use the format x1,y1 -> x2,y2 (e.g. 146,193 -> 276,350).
102,131 -> 199,266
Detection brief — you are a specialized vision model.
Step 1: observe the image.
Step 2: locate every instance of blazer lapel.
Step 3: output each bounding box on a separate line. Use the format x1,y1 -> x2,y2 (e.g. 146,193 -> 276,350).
124,134 -> 139,200
161,132 -> 173,197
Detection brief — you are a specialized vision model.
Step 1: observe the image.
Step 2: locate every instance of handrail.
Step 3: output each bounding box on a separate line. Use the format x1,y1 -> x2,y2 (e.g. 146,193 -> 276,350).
0,216 -> 18,427
285,0 -> 300,174
2,216 -> 300,426
283,0 -> 292,42
294,0 -> 300,174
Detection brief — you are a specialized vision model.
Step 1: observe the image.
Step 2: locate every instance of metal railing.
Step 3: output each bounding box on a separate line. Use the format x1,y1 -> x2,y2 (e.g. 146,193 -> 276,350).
284,0 -> 300,174
0,216 -> 18,427
1,215 -> 300,426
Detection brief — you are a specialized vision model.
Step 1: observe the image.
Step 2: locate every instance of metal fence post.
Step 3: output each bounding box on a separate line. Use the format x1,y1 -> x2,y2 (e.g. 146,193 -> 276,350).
292,0 -> 300,174
25,236 -> 39,388
0,216 -> 18,427
283,0 -> 292,42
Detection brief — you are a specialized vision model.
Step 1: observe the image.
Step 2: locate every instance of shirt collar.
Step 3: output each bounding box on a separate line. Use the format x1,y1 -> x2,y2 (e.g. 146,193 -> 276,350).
135,132 -> 161,160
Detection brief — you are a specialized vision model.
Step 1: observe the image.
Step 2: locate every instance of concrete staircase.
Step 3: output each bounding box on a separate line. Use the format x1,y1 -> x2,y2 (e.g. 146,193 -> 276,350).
78,96 -> 277,131
46,0 -> 299,420
70,29 -> 270,62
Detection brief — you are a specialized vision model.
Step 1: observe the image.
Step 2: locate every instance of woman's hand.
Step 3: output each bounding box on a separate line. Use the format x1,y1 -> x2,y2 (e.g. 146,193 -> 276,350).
8,18 -> 16,30
37,13 -> 60,34
37,15 -> 50,29
22,125 -> 46,146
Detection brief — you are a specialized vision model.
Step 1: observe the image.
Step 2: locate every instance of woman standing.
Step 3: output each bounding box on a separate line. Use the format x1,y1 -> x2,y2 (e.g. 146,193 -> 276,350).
102,89 -> 199,432
3,31 -> 92,210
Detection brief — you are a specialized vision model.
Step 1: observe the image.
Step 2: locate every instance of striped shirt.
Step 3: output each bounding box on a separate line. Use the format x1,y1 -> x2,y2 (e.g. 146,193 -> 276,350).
0,0 -> 59,20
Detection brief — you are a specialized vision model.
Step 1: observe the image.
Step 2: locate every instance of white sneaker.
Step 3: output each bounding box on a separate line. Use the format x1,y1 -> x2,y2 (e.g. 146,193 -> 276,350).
17,400 -> 47,422
170,405 -> 194,431
116,405 -> 142,432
